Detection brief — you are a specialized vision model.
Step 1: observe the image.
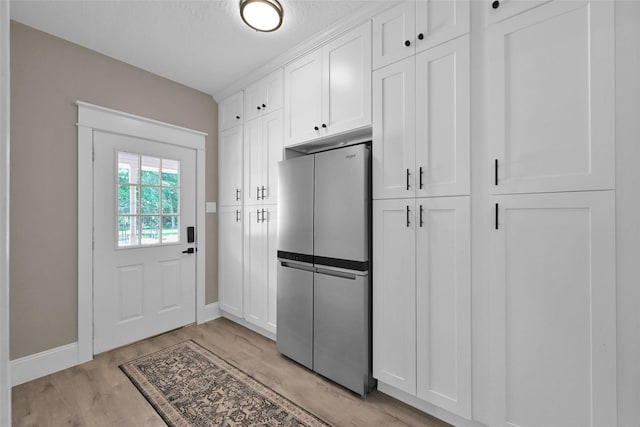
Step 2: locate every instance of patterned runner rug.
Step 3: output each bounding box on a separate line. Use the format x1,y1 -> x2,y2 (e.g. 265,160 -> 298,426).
120,340 -> 331,427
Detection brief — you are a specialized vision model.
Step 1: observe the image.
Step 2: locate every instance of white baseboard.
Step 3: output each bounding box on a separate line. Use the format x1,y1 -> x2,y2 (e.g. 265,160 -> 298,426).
10,342 -> 79,387
220,311 -> 276,342
199,302 -> 221,324
378,382 -> 486,427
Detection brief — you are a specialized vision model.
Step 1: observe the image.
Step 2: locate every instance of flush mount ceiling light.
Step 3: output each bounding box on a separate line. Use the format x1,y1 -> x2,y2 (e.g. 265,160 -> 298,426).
240,0 -> 284,32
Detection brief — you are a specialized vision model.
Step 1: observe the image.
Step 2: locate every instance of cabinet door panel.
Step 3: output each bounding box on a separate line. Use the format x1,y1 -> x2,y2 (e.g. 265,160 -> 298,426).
373,57 -> 416,199
219,126 -> 243,206
243,209 -> 266,328
243,117 -> 263,206
415,0 -> 470,52
262,110 -> 283,204
416,35 -> 470,197
416,196 -> 471,418
219,92 -> 243,131
244,69 -> 284,122
490,191 -> 616,427
372,199 -> 416,395
372,2 -> 415,70
218,206 -> 243,317
284,50 -> 323,146
488,1 -> 614,194
265,206 -> 278,333
323,21 -> 372,136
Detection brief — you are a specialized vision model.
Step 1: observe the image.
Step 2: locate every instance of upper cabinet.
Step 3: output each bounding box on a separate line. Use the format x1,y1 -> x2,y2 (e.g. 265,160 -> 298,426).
284,21 -> 372,147
372,0 -> 470,70
243,69 -> 284,123
219,91 -> 243,131
485,0 -> 552,26
488,0 -> 615,194
373,36 -> 470,199
244,110 -> 283,206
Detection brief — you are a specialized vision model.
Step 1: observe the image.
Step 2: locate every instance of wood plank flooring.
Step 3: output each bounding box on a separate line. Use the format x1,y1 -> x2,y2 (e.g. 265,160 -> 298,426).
12,318 -> 451,427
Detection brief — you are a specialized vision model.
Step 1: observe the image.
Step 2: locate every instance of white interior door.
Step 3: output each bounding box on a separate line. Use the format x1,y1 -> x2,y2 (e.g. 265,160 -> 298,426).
93,131 -> 196,354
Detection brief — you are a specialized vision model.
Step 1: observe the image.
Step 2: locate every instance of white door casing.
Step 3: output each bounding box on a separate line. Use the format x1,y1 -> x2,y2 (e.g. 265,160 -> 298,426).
93,132 -> 197,354
77,102 -> 206,363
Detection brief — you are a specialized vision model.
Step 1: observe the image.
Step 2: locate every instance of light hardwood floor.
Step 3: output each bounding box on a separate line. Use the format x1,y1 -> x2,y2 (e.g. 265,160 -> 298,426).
12,317 -> 451,427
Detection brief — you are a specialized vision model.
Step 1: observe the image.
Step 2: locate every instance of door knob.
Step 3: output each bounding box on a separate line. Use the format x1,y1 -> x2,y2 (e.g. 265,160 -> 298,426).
182,247 -> 195,254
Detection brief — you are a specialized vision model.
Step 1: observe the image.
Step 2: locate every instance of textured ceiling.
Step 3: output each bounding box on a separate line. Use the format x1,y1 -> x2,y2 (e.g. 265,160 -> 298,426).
10,0 -> 380,98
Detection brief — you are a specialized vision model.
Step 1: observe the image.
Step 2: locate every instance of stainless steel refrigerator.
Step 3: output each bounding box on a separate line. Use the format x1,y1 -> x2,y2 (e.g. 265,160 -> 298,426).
276,143 -> 374,396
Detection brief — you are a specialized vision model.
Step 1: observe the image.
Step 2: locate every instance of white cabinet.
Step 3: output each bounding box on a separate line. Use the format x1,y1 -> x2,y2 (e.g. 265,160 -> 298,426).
488,0 -> 614,194
244,69 -> 283,122
490,191 -> 616,427
284,21 -> 371,147
373,36 -> 470,199
218,206 -> 243,318
243,205 -> 278,334
373,196 -> 471,419
373,198 -> 416,394
372,0 -> 470,70
416,196 -> 471,418
219,91 -> 243,131
244,110 -> 283,206
485,0 -> 552,26
218,126 -> 243,206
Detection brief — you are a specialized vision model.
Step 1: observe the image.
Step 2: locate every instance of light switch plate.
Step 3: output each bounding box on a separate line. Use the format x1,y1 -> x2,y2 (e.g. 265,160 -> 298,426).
206,202 -> 217,213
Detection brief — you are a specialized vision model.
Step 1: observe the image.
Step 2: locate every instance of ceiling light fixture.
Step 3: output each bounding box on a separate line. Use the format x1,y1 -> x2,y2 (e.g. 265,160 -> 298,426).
240,0 -> 283,32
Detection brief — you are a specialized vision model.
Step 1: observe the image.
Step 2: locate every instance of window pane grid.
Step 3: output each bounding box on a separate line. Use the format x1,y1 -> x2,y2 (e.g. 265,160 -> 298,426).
116,152 -> 181,248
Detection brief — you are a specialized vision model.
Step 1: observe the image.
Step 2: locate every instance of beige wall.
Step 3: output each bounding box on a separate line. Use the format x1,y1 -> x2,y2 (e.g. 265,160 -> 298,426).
10,21 -> 219,360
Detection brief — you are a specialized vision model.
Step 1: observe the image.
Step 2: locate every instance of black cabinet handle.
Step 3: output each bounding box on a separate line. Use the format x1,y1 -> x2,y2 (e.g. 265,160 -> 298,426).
261,185 -> 266,200
261,209 -> 267,223
321,123 -> 327,128
235,210 -> 240,222
494,159 -> 498,186
419,166 -> 424,189
257,209 -> 261,223
492,0 -> 500,9
314,126 -> 319,131
236,188 -> 241,201
495,203 -> 499,230
406,168 -> 410,190
419,204 -> 424,227
418,33 -> 424,40
405,40 -> 411,47
406,205 -> 411,228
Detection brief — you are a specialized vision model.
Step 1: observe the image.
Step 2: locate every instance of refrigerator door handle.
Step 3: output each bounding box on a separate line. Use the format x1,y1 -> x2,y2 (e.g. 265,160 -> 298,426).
279,260 -> 316,272
315,267 -> 357,281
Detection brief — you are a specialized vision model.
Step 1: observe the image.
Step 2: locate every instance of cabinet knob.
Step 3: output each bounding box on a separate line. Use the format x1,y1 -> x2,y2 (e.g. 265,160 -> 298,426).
236,115 -> 240,120
262,103 -> 266,108
418,33 -> 424,40
321,123 -> 327,128
404,40 -> 411,47
492,0 -> 500,9
314,126 -> 319,131
257,106 -> 261,110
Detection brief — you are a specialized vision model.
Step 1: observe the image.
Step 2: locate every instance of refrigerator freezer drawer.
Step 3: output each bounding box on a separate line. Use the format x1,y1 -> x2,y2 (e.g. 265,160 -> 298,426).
313,270 -> 371,395
276,262 -> 314,369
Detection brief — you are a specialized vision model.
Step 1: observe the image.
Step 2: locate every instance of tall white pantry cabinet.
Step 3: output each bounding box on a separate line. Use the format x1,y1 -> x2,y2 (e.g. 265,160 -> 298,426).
372,0 -> 617,426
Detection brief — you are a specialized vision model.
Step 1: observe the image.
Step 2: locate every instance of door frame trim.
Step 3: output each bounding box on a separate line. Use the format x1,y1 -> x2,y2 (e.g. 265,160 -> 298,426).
77,101 -> 207,363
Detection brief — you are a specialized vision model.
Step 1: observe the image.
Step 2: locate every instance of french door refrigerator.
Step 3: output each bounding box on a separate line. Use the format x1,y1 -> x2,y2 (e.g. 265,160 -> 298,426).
276,143 -> 374,396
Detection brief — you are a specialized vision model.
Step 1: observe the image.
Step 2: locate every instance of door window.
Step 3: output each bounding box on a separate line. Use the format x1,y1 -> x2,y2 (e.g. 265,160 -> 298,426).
117,152 -> 180,247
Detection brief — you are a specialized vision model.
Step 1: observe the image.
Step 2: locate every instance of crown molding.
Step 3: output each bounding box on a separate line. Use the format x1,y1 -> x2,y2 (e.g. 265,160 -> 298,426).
212,1 -> 400,102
